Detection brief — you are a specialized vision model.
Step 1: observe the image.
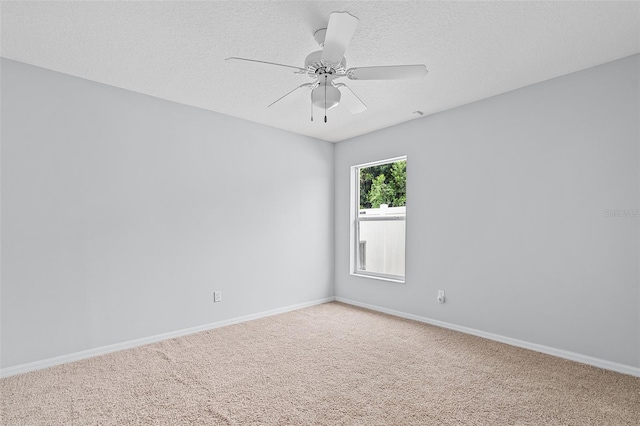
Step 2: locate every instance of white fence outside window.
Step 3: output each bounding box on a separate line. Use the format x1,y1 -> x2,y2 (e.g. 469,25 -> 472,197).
356,204 -> 406,280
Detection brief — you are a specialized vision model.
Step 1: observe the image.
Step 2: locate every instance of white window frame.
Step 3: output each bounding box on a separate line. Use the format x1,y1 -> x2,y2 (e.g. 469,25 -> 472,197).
350,156 -> 406,283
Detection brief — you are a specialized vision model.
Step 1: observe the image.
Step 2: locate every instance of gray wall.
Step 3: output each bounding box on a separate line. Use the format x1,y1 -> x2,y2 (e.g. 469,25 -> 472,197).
1,59 -> 334,368
3,54 -> 639,371
335,54 -> 640,368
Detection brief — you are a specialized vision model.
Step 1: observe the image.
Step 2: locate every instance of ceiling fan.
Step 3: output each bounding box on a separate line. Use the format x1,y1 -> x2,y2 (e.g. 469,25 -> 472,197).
226,11 -> 427,123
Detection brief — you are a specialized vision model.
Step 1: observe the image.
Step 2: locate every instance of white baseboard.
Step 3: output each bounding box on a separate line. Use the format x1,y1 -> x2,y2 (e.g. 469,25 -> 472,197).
0,296 -> 336,378
5,296 -> 637,379
335,297 -> 640,378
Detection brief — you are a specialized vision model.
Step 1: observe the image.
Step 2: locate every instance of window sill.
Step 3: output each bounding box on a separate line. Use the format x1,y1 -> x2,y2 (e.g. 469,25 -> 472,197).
351,272 -> 405,284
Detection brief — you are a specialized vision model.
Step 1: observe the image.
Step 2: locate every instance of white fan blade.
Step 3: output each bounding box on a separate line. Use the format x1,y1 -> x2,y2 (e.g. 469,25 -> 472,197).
347,65 -> 427,80
267,83 -> 315,108
321,12 -> 359,65
335,83 -> 367,114
226,57 -> 306,74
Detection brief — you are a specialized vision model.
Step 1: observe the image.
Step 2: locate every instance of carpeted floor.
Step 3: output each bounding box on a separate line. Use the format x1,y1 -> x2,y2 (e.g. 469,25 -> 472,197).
1,302 -> 639,425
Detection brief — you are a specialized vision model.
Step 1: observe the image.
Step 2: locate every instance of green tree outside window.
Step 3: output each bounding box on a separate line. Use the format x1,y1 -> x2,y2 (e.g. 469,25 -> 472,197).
359,160 -> 406,209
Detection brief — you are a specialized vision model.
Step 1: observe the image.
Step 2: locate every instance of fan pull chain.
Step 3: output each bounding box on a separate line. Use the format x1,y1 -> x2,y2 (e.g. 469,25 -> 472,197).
324,75 -> 328,123
310,90 -> 314,121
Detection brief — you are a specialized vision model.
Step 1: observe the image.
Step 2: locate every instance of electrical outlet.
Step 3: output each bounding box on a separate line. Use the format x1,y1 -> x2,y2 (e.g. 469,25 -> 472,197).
437,290 -> 445,304
214,291 -> 222,302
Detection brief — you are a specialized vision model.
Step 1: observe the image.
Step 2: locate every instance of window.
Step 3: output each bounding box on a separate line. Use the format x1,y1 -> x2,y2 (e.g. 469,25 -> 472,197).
351,157 -> 406,282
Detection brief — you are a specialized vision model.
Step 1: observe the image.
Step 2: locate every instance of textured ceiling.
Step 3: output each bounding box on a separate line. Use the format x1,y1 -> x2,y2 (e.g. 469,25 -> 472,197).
1,1 -> 639,142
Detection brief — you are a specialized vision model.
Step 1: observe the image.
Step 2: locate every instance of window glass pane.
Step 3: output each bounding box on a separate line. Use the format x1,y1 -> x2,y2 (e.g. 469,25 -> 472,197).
353,157 -> 406,282
357,219 -> 406,277
359,160 -> 406,209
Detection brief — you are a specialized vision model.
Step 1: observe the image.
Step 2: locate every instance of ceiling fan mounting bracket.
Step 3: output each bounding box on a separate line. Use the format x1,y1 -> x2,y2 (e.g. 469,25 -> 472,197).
313,28 -> 327,47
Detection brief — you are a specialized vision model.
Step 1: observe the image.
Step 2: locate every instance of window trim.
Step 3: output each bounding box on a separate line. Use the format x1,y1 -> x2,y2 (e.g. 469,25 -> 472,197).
350,156 -> 407,283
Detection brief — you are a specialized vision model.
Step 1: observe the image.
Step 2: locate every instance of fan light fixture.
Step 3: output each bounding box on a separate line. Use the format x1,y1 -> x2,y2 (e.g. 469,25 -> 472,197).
312,83 -> 341,110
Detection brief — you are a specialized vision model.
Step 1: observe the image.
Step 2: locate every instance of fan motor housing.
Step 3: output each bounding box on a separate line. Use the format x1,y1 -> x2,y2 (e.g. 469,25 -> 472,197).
305,50 -> 346,76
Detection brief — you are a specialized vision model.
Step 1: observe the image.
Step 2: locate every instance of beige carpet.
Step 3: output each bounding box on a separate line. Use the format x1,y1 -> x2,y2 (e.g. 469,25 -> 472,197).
1,302 -> 639,425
